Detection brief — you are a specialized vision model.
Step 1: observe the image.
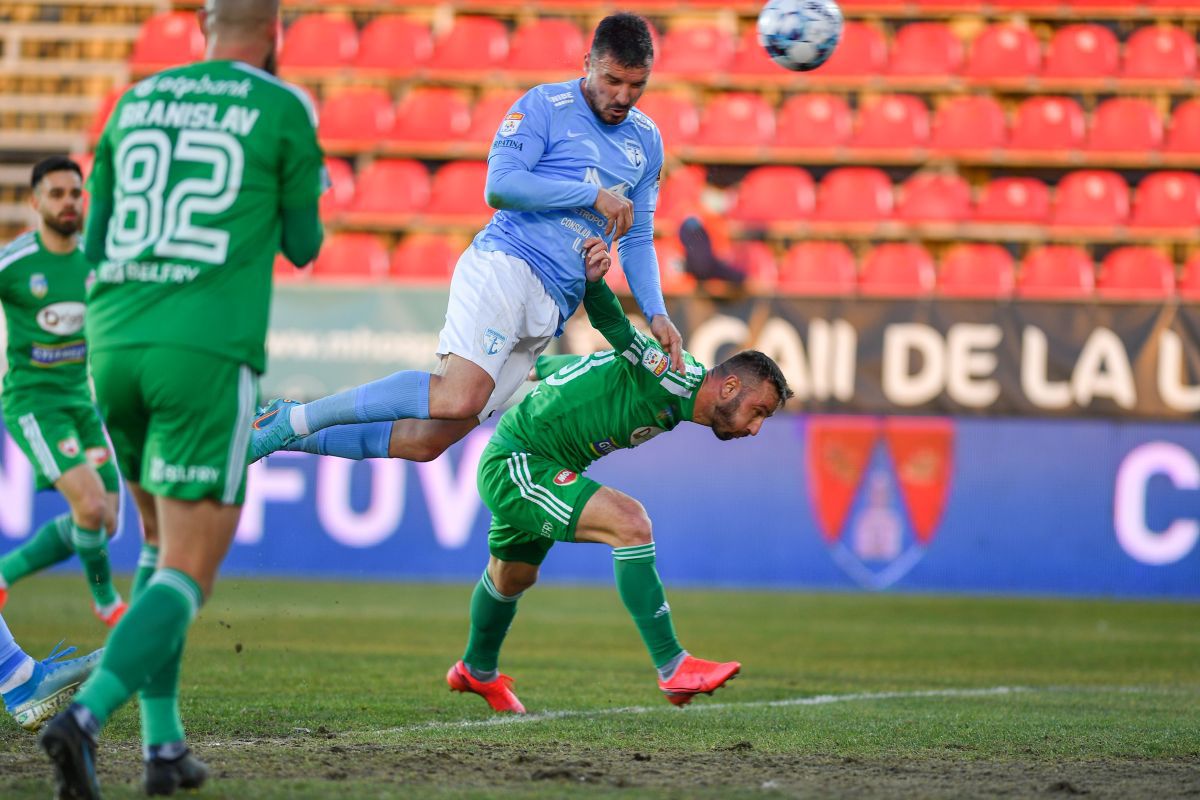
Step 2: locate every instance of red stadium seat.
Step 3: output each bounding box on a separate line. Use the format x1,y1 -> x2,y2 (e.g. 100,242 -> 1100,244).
319,88 -> 395,153
655,237 -> 696,294
1018,246 -> 1095,299
656,24 -> 735,78
938,243 -> 1015,298
859,243 -> 936,297
130,12 -> 204,70
425,161 -> 490,220
733,241 -> 778,287
1097,247 -> 1175,299
975,177 -> 1051,225
634,93 -> 700,149
427,17 -> 508,74
1009,97 -> 1085,153
888,23 -> 963,78
68,152 -> 93,184
507,18 -> 584,75
814,167 -> 893,223
774,94 -> 852,150
851,95 -> 930,151
807,22 -> 887,80
1051,171 -> 1130,230
274,252 -> 309,283
778,242 -> 857,295
1180,254 -> 1200,300
729,166 -> 816,224
311,233 -> 391,282
1123,25 -> 1197,82
964,23 -> 1041,82
1086,98 -> 1163,154
280,14 -> 358,73
88,86 -> 125,143
1130,172 -> 1200,230
319,158 -> 355,219
391,234 -> 461,282
1043,24 -> 1119,81
465,89 -> 523,144
730,25 -> 783,77
930,95 -> 1007,155
694,93 -> 775,150
655,165 -> 707,226
355,16 -> 433,76
1165,99 -> 1200,154
896,173 -> 971,224
344,159 -> 431,224
388,87 -> 471,144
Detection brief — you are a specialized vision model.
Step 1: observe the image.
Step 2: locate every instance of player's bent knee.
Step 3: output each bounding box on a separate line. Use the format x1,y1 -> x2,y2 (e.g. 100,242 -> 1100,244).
73,496 -> 108,531
614,507 -> 654,548
392,438 -> 450,462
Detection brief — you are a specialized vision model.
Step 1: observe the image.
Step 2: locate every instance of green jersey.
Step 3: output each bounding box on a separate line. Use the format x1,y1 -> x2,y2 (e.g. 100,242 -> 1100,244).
0,231 -> 93,410
495,280 -> 705,474
85,60 -> 325,373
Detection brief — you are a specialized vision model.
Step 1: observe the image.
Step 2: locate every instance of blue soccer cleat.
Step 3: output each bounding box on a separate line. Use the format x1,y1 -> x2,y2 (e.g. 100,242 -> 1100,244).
5,642 -> 102,732
249,398 -> 302,463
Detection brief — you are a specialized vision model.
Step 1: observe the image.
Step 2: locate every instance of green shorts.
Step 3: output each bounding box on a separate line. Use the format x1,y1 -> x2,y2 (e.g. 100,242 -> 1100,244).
476,439 -> 602,566
2,403 -> 121,492
89,346 -> 258,504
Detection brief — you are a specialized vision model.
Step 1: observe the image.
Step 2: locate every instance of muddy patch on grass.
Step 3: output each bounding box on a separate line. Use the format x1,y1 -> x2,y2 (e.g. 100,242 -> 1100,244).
3,737 -> 1198,798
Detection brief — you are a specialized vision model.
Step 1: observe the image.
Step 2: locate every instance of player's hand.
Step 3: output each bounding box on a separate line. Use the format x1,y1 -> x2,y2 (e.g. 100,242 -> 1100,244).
650,315 -> 685,375
582,237 -> 612,283
594,188 -> 634,240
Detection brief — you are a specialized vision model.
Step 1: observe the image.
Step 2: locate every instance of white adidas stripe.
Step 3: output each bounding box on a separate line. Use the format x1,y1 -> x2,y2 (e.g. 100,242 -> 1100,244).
506,455 -> 569,524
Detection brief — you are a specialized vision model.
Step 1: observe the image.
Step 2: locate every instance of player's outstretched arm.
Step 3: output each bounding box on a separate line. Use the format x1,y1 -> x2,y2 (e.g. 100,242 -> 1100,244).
617,215 -> 685,373
583,273 -> 637,355
485,155 -> 599,213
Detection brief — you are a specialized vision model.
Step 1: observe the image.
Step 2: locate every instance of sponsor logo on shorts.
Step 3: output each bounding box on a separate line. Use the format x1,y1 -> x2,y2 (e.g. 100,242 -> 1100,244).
498,112 -> 524,137
540,520 -> 554,537
57,437 -> 80,458
641,349 -> 669,377
629,426 -> 665,447
36,301 -> 86,335
553,469 -> 577,486
86,447 -> 111,467
482,327 -> 508,356
29,273 -> 48,299
149,456 -> 220,486
31,340 -> 86,367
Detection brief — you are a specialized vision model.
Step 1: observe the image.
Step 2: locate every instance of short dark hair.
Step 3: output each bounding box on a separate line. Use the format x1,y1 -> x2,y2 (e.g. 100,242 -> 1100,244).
715,350 -> 794,408
590,13 -> 654,67
31,156 -> 82,190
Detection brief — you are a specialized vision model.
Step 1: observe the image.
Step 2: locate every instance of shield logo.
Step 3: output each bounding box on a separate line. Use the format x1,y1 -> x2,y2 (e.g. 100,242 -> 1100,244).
805,416 -> 954,590
30,273 -> 48,299
58,437 -> 80,458
622,139 -> 644,168
482,327 -> 507,356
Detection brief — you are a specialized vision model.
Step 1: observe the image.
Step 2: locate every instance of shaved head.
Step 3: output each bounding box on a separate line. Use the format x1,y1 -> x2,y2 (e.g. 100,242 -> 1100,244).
199,0 -> 280,72
203,0 -> 279,28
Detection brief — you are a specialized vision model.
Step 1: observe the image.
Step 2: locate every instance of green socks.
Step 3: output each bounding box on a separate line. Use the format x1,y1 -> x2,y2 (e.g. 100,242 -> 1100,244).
131,544 -> 159,600
613,544 -> 683,670
0,513 -> 73,587
75,568 -> 202,728
128,544 -> 184,747
71,522 -> 118,608
463,569 -> 522,673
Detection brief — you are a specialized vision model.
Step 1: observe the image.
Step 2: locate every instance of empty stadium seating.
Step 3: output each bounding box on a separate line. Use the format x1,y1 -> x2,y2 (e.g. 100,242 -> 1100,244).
930,95 -> 1007,155
1009,97 -> 1086,154
391,234 -> 461,282
778,242 -> 857,295
318,88 -> 395,153
130,12 -> 203,73
507,18 -> 584,75
888,23 -> 962,79
938,243 -> 1016,298
851,95 -> 930,151
975,178 -> 1052,225
1122,25 -> 1196,81
1051,170 -> 1130,230
813,167 -> 893,225
964,24 -> 1041,82
896,173 -> 971,224
310,233 -> 392,281
423,161 -> 490,222
279,14 -> 358,74
657,23 -> 735,77
387,88 -> 471,145
343,159 -> 431,226
1017,246 -> 1095,299
774,94 -> 853,151
1042,24 -> 1120,82
426,16 -> 508,75
859,243 -> 936,296
1096,247 -> 1175,299
729,166 -> 816,224
1086,98 -> 1163,155
1180,254 -> 1200,301
694,93 -> 775,150
632,93 -> 700,148
354,16 -> 434,76
1130,172 -> 1200,230
320,158 -> 356,218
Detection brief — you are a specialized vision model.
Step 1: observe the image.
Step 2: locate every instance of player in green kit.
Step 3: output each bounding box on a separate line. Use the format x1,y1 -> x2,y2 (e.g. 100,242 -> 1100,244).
39,1 -> 325,797
448,239 -> 792,712
0,156 -> 126,627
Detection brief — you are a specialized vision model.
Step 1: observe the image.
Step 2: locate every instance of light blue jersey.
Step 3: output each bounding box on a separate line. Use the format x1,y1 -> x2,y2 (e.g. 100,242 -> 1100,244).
474,79 -> 666,330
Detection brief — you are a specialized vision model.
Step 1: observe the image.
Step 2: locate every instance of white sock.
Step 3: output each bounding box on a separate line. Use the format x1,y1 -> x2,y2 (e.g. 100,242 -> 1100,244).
0,574 -> 8,590
0,656 -> 35,694
95,595 -> 124,617
289,405 -> 310,436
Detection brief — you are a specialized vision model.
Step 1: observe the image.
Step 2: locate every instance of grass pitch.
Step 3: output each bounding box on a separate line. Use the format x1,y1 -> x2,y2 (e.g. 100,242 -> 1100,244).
1,575 -> 1197,798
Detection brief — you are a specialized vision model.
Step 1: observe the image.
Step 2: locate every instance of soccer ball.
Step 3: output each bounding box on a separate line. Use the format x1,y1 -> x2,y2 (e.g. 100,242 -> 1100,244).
757,0 -> 844,72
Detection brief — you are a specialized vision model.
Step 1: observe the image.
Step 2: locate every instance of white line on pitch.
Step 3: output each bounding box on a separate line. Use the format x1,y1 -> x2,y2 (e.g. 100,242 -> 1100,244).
373,685 -> 1031,735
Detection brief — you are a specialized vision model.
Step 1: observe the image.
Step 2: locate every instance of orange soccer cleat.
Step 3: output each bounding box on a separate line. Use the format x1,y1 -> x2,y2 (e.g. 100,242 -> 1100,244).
0,585 -> 8,612
446,660 -> 526,714
657,655 -> 741,706
93,599 -> 127,628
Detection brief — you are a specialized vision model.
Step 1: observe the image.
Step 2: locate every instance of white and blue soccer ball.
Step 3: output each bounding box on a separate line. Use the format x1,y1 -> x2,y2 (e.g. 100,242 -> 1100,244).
757,0 -> 844,72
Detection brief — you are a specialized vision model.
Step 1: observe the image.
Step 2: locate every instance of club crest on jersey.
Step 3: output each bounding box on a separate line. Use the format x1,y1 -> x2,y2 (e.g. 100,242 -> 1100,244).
622,139 -> 645,168
553,469 -> 578,486
641,349 -> 669,377
498,113 -> 524,137
29,273 -> 48,299
57,437 -> 80,458
482,328 -> 508,356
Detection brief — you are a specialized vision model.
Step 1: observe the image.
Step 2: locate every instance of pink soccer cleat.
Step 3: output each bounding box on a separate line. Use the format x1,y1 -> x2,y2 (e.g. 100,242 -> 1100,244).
657,655 -> 741,706
446,660 -> 526,714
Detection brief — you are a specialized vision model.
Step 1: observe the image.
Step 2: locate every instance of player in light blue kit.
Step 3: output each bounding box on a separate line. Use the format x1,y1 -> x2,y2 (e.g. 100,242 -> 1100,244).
251,13 -> 684,464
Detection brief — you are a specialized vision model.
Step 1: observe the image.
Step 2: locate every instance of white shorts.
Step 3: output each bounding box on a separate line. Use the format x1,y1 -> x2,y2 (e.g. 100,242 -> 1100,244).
437,246 -> 560,422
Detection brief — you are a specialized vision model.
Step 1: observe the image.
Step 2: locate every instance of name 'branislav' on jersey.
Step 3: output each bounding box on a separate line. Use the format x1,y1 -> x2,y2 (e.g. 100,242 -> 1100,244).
117,100 -> 260,136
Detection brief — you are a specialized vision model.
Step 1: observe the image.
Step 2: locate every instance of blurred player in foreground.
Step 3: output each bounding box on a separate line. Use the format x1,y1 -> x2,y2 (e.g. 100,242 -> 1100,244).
448,238 -> 792,712
39,0 -> 325,796
0,157 -> 125,626
1,612 -> 101,732
251,12 -> 684,466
